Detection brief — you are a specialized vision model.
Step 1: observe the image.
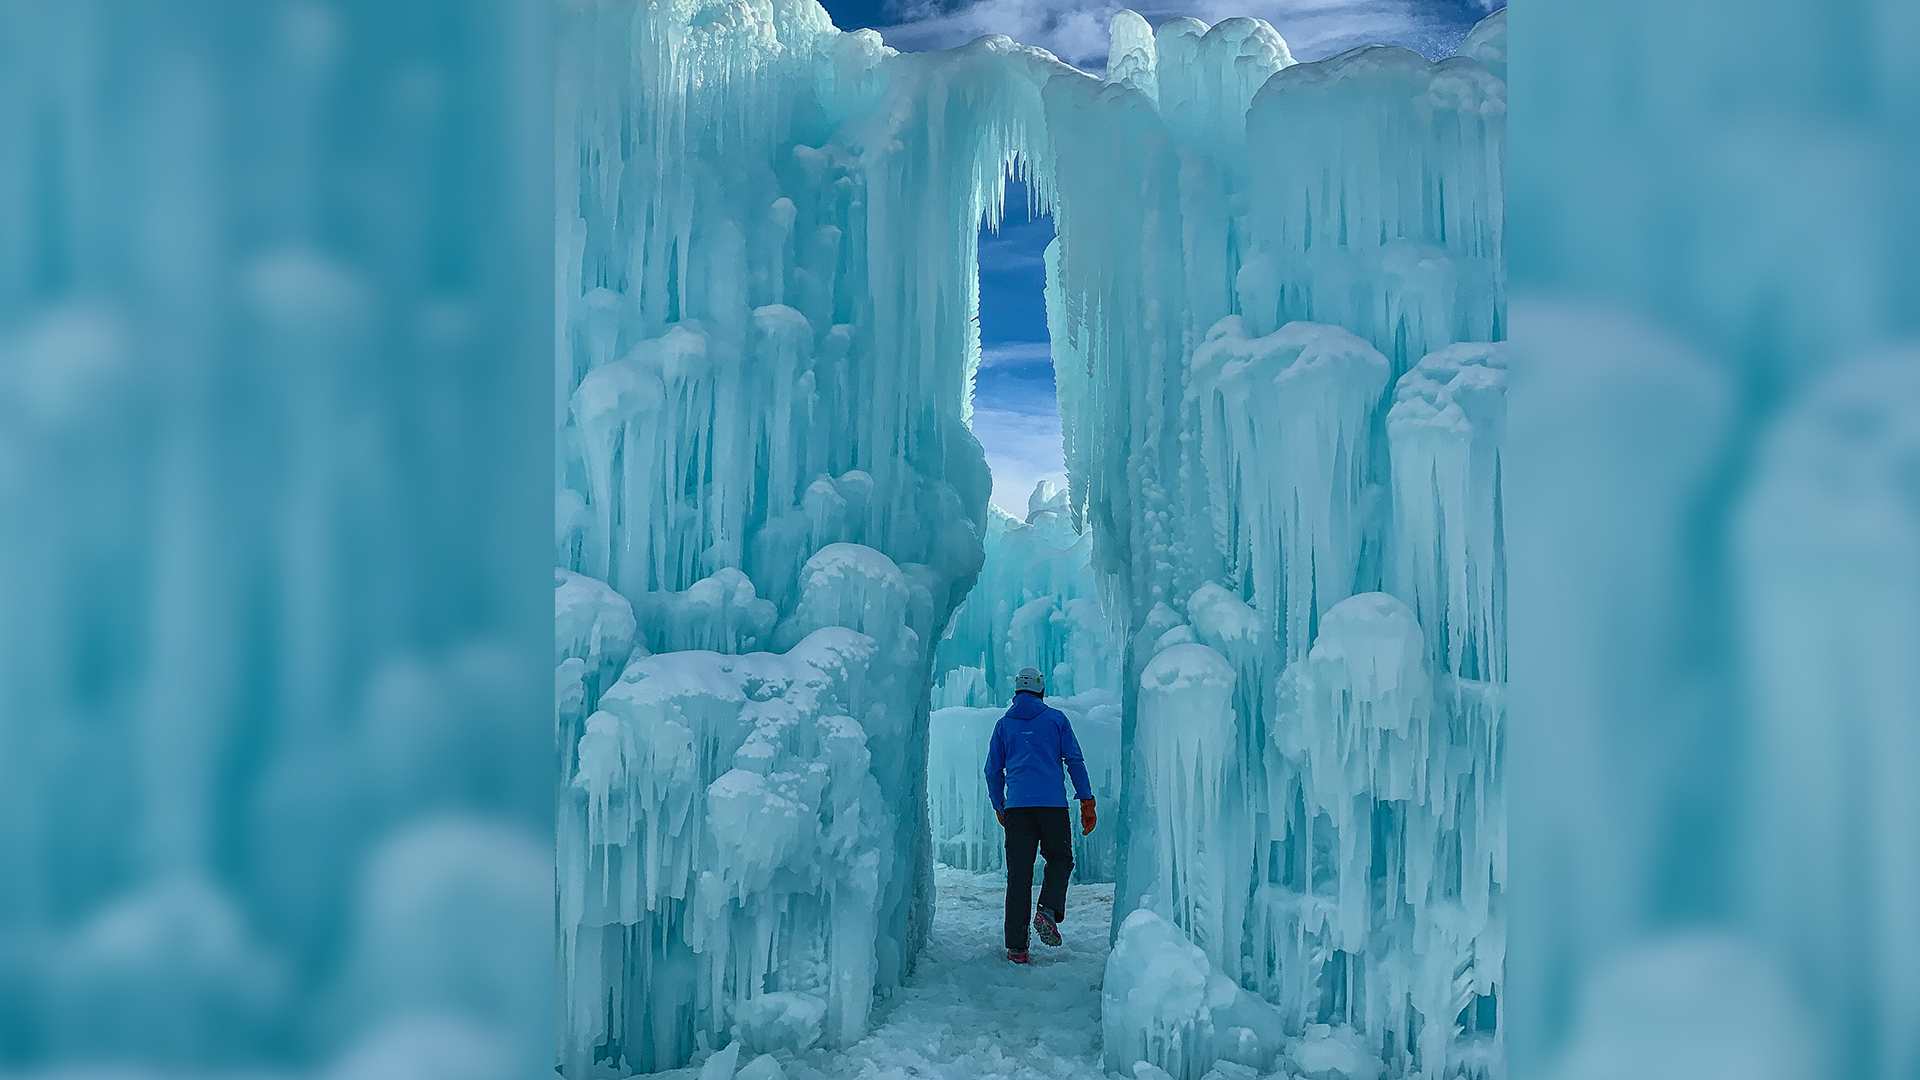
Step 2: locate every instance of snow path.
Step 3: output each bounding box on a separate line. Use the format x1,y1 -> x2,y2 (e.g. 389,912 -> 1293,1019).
647,865 -> 1116,1080
793,865 -> 1114,1080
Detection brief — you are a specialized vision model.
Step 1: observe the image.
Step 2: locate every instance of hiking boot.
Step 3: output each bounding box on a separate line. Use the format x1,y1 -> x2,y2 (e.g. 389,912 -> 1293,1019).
1033,903 -> 1062,948
1007,948 -> 1030,964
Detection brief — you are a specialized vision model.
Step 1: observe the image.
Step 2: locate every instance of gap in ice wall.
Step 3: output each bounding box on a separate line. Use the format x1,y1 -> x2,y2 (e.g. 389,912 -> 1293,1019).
927,174 -> 1127,884
970,176 -> 1069,516
927,491 -> 1124,883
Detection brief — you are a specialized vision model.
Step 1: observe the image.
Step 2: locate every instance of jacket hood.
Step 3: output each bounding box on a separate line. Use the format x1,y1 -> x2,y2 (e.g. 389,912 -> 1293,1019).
1007,692 -> 1048,718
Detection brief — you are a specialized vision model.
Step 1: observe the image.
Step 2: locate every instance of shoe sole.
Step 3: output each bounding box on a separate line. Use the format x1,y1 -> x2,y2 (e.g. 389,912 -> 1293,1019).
1033,908 -> 1062,948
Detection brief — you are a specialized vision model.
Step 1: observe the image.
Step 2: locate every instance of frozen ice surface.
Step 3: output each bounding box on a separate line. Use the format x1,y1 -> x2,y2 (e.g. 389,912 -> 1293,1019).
637,568 -> 778,654
554,0 -> 1030,1066
1103,909 -> 1214,1080
702,1042 -> 742,1080
737,1053 -> 789,1080
735,991 -> 830,1055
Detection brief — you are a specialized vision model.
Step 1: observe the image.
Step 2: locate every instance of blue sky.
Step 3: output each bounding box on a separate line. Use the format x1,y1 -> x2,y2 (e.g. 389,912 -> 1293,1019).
818,0 -> 1504,511
970,180 -> 1062,515
825,0 -> 1501,67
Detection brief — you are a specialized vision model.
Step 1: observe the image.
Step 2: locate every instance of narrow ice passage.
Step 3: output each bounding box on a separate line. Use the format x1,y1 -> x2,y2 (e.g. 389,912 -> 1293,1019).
665,867 -> 1116,1080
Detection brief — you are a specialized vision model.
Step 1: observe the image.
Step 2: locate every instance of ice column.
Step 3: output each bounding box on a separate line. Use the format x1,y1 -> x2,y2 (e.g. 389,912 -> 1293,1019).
1190,319 -> 1390,658
1388,344 -> 1508,680
1137,644 -> 1245,967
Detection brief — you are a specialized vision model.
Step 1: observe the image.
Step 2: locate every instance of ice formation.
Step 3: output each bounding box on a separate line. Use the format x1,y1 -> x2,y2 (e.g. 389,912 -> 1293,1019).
556,5 -> 973,1071
1058,15 -> 1509,1080
557,0 -> 1504,1075
935,480 -> 1121,703
1102,908 -> 1289,1080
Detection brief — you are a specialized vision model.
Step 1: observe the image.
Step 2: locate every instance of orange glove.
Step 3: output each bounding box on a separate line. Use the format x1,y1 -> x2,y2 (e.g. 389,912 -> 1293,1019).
1080,798 -> 1097,836
996,810 -> 1006,828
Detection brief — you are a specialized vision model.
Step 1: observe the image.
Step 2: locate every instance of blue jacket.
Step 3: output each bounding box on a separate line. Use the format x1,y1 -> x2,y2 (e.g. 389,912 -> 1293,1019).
985,692 -> 1094,812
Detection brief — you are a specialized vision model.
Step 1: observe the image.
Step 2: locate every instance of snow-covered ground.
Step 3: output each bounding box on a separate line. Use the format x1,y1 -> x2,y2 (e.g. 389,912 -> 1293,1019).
661,865 -> 1114,1080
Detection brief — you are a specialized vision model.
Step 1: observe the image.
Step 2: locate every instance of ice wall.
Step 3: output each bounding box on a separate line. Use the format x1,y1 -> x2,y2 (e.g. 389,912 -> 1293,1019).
934,480 -> 1121,702
1048,12 -> 1510,1080
554,2 -> 1080,1074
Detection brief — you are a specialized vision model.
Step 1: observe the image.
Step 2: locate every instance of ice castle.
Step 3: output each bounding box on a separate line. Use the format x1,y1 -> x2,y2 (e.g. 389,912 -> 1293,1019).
554,1 -> 1505,1076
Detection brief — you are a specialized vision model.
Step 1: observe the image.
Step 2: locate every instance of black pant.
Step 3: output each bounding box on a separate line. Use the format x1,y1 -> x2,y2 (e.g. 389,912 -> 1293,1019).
1003,806 -> 1073,950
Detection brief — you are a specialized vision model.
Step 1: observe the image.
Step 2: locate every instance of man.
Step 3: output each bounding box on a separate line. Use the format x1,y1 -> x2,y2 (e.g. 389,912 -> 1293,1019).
984,667 -> 1097,964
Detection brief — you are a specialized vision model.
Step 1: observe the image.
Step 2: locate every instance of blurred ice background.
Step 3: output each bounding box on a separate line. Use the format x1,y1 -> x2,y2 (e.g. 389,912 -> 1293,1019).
0,2 -> 552,1077
1508,1 -> 1918,1078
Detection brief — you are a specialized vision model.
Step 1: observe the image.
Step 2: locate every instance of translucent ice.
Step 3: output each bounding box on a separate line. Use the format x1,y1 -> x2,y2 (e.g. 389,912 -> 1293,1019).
554,0 -> 1039,1067
559,1 -> 1506,1075
1388,343 -> 1508,679
1050,11 -> 1507,1078
1137,643 -> 1245,968
935,482 -> 1121,701
1190,319 -> 1389,659
559,621 -> 908,1072
1102,908 -> 1285,1080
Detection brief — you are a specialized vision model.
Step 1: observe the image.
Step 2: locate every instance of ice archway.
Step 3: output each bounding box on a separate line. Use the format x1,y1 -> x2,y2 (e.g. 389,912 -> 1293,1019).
554,2 -> 1506,1077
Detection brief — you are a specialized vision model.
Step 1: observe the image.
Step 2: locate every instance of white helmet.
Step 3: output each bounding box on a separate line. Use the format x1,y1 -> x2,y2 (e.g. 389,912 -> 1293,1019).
1014,667 -> 1045,696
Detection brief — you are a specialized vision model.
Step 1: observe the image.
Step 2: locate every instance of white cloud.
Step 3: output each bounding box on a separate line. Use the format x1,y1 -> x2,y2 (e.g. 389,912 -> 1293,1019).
876,0 -> 1492,65
979,245 -> 1048,272
981,213 -> 1052,256
970,404 -> 1069,514
979,340 -> 1054,368
881,0 -> 1119,63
